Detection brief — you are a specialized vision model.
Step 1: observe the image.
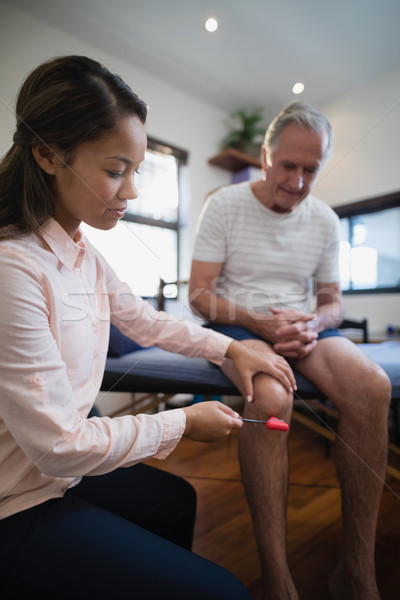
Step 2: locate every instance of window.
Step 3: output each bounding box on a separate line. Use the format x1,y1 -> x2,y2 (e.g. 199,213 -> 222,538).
335,191 -> 400,294
82,137 -> 188,298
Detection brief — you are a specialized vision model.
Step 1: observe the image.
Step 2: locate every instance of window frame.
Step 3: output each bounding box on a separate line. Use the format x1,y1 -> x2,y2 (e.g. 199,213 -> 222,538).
121,136 -> 188,299
334,190 -> 400,295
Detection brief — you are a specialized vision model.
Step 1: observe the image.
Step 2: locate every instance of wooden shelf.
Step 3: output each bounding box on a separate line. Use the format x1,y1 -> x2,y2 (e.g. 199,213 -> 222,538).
208,148 -> 261,172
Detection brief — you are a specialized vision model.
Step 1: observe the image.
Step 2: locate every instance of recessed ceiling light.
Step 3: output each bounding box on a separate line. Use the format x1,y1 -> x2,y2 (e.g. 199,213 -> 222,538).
292,82 -> 305,94
205,17 -> 218,32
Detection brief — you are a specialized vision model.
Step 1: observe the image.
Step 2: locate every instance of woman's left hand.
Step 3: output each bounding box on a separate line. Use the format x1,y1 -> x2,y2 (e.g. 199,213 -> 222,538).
225,340 -> 296,402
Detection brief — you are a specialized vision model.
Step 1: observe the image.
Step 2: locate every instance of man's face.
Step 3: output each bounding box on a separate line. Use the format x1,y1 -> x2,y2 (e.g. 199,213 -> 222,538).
262,123 -> 329,213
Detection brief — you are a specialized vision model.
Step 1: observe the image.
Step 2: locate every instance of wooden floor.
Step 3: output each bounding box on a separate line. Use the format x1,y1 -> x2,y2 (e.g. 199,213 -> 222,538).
145,419 -> 400,599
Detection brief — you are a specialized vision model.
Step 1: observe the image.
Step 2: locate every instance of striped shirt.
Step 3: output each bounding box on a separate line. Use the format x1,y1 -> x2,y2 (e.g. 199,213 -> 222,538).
193,181 -> 340,313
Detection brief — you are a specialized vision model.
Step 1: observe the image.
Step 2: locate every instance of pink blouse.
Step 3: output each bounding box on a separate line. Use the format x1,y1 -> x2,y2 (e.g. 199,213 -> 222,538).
0,219 -> 232,519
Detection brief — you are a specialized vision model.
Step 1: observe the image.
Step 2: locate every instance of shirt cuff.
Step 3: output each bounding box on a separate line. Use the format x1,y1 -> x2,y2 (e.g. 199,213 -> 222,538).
204,331 -> 233,365
154,408 -> 186,459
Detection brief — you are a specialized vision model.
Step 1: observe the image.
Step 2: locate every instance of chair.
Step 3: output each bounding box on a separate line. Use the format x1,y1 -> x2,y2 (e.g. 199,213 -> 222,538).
339,317 -> 369,343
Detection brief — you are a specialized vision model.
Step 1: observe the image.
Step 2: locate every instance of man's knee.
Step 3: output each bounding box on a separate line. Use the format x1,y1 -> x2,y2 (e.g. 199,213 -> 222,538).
366,365 -> 391,413
354,359 -> 390,398
335,360 -> 391,419
250,373 -> 293,418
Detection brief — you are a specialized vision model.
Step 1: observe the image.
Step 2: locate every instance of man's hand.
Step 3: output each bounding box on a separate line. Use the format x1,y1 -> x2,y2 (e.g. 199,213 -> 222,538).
252,307 -> 319,359
273,337 -> 318,359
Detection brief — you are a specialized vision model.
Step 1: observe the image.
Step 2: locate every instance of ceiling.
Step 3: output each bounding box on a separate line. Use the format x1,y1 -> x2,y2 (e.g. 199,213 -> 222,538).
6,0 -> 400,120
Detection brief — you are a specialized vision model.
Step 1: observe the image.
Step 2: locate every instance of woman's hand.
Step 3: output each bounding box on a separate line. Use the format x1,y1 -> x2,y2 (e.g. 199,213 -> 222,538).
182,401 -> 242,442
225,339 -> 297,402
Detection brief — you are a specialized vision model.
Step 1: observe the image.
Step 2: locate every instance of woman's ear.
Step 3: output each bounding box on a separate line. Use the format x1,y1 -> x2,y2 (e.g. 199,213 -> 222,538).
31,144 -> 59,175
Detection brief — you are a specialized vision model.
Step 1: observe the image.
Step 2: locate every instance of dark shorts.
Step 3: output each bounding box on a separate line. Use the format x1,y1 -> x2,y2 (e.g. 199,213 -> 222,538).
203,323 -> 342,342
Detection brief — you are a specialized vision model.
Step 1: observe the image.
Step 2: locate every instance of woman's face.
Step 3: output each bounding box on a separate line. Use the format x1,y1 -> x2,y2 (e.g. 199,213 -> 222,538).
51,115 -> 147,239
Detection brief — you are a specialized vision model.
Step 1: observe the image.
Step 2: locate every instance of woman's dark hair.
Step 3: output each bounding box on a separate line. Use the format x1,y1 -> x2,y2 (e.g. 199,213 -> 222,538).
0,55 -> 148,238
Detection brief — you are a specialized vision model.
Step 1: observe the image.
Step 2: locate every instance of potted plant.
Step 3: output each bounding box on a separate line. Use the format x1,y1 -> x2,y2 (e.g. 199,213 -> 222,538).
221,107 -> 266,157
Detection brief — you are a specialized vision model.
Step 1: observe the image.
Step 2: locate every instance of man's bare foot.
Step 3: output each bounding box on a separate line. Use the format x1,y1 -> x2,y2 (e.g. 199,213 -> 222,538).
329,564 -> 381,600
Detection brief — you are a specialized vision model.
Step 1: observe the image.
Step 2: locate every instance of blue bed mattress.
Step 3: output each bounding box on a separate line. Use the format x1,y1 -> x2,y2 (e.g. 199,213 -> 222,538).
102,341 -> 400,399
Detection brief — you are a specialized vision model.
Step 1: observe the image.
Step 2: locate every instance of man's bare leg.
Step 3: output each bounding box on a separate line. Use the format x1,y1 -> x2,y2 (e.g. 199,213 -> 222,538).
221,340 -> 298,600
293,337 -> 391,600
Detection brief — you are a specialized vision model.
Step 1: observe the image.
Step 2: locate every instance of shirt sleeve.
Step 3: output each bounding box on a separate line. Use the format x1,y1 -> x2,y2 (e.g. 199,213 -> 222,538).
0,251 -> 186,479
192,192 -> 228,263
314,213 -> 341,283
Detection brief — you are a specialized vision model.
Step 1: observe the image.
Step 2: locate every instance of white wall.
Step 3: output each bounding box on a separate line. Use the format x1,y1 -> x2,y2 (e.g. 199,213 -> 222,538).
0,1 -> 232,280
314,68 -> 400,334
316,67 -> 400,205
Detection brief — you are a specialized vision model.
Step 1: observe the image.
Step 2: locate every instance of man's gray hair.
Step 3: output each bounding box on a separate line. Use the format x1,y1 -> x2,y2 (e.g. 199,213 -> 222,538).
264,101 -> 333,164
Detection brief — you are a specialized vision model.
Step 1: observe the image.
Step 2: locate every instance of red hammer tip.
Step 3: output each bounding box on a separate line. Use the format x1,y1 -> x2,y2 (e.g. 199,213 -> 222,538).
266,417 -> 289,432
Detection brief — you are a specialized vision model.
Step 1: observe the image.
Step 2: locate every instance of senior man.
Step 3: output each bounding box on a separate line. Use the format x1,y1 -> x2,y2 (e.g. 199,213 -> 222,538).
189,101 -> 391,600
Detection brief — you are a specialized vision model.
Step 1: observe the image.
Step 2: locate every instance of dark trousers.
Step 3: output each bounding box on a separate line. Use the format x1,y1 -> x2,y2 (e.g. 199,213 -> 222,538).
1,463 -> 251,599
